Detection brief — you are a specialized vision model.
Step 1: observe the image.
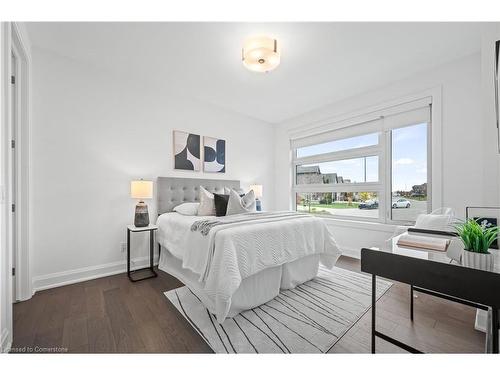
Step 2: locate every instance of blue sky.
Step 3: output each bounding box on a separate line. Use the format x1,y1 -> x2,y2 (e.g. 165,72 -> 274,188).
391,123 -> 427,191
298,123 -> 427,191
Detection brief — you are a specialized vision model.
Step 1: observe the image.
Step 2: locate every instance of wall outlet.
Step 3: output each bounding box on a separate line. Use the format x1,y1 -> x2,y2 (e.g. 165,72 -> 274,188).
120,242 -> 127,253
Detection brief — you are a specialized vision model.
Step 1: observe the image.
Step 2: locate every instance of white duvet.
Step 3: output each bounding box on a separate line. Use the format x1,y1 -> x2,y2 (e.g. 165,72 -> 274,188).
157,211 -> 341,322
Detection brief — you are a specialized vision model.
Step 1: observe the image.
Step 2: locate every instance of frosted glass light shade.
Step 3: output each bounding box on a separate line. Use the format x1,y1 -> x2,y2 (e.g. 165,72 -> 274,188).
250,184 -> 263,199
131,180 -> 153,200
242,36 -> 280,73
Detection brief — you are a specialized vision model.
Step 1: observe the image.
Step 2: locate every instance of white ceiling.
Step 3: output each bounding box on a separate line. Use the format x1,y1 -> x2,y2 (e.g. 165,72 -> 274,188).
25,22 -> 486,124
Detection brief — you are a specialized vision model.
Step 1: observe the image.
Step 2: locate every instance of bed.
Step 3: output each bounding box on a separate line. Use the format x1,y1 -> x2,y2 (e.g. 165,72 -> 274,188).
156,177 -> 341,322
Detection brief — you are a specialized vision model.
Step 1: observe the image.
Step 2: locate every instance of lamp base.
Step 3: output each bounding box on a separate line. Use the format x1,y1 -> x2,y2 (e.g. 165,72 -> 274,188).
256,199 -> 262,212
134,201 -> 150,227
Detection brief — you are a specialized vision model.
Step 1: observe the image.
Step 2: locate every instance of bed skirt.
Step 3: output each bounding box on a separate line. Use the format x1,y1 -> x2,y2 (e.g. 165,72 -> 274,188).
159,246 -> 320,319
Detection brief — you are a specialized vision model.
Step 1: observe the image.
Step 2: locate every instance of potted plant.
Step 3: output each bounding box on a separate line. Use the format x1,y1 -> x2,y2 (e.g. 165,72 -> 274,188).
454,218 -> 499,271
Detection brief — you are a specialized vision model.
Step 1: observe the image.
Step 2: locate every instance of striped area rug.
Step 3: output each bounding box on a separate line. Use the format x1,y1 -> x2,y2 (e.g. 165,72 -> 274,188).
165,266 -> 391,353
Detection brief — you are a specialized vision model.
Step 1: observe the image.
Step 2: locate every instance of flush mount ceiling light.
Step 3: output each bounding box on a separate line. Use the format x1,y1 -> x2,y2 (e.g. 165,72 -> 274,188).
242,36 -> 280,73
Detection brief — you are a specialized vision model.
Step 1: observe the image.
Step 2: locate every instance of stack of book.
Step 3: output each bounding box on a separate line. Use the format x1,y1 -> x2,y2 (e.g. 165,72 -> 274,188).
396,234 -> 450,252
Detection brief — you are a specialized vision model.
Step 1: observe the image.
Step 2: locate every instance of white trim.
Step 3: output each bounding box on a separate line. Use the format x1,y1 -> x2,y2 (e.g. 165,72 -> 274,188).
1,327 -> 12,353
338,247 -> 361,260
383,128 -> 391,221
322,217 -> 399,233
10,23 -> 30,57
32,255 -> 160,292
429,88 -> 443,210
10,22 -> 32,301
0,20 -> 13,359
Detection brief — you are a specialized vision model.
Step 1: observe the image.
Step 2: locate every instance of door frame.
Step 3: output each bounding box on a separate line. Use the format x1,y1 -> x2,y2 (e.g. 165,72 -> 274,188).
0,21 -> 31,353
9,22 -> 32,302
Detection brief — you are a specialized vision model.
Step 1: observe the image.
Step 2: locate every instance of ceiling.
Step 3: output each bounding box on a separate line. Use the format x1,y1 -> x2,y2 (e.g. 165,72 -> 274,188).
24,22 -> 486,124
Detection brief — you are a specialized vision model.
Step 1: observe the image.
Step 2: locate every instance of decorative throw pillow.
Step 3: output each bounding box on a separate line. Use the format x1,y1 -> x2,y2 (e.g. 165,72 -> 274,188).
226,189 -> 256,215
173,202 -> 200,216
224,186 -> 245,195
214,194 -> 230,217
197,186 -> 216,216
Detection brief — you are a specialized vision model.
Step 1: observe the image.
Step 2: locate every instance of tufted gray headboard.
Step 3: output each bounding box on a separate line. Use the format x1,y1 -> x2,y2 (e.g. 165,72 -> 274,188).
157,177 -> 240,215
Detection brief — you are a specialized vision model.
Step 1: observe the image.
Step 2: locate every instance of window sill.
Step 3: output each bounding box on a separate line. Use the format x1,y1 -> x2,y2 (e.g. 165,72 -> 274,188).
319,216 -> 407,233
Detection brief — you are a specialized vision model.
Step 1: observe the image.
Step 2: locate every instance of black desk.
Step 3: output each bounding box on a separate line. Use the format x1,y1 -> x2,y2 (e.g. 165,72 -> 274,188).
361,232 -> 500,353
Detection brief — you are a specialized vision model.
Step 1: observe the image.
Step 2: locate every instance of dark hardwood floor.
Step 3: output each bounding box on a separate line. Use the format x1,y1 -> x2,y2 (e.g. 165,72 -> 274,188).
11,256 -> 485,353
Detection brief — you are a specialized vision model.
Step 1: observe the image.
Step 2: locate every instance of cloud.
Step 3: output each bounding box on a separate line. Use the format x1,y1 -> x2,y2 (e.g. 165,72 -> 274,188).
395,158 -> 415,165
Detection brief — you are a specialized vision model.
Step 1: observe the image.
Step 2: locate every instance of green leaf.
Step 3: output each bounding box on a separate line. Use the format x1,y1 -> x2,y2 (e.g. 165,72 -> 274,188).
453,218 -> 498,253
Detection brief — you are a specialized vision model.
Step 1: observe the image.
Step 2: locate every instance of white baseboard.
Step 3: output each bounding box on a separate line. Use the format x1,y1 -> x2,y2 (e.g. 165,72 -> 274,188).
31,246 -> 359,293
32,256 -> 159,292
1,328 -> 11,353
340,247 -> 361,259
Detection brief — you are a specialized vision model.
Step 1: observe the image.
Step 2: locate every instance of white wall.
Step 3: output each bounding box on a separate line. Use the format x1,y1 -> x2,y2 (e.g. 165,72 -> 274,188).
274,52 -> 500,257
25,27 -> 500,289
31,47 -> 275,290
481,23 -> 500,205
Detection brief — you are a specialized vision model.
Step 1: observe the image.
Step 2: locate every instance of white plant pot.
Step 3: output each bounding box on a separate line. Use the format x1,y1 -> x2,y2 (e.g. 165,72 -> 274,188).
461,250 -> 494,271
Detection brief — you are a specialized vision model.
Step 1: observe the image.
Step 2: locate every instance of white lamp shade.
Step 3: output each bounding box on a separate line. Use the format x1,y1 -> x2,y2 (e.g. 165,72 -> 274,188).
250,184 -> 263,199
131,180 -> 153,200
242,36 -> 280,73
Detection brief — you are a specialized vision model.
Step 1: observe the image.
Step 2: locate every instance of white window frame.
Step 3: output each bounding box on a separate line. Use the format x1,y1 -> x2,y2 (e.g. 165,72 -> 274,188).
291,96 -> 434,225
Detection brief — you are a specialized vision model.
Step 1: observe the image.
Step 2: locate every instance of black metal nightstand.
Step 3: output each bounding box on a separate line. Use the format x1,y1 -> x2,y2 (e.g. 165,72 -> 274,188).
127,224 -> 158,282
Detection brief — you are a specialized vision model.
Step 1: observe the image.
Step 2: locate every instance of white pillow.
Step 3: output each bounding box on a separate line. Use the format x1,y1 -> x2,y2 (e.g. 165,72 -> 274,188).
224,186 -> 245,195
173,202 -> 200,216
226,189 -> 256,215
197,186 -> 216,216
415,214 -> 452,231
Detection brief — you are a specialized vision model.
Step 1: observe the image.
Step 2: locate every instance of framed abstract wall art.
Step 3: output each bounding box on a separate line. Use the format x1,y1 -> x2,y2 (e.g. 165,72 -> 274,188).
466,206 -> 500,249
173,130 -> 201,171
203,136 -> 226,173
495,40 -> 500,153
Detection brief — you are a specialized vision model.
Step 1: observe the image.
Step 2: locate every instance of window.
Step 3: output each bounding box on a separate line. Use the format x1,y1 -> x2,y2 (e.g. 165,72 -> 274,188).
296,133 -> 379,158
291,100 -> 431,224
391,123 -> 428,222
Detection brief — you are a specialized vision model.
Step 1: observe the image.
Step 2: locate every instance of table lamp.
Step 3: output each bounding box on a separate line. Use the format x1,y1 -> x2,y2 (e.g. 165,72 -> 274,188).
131,180 -> 153,227
250,184 -> 263,211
